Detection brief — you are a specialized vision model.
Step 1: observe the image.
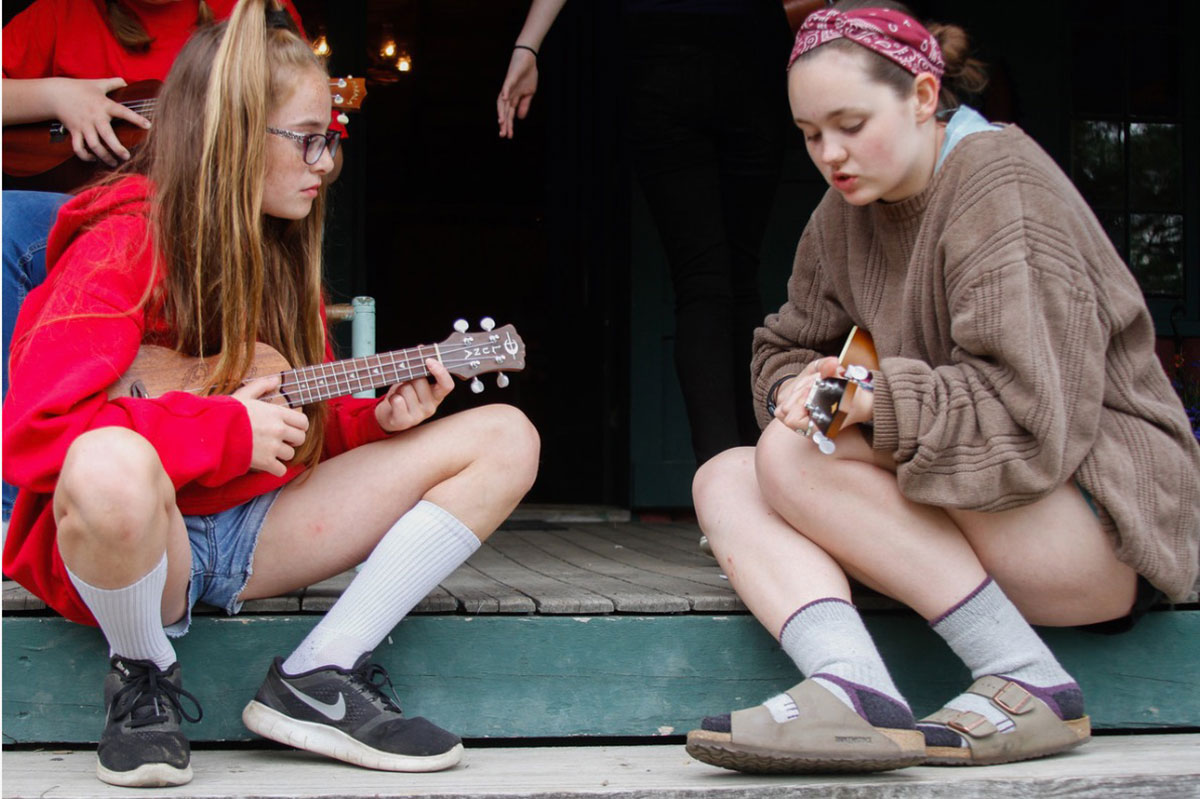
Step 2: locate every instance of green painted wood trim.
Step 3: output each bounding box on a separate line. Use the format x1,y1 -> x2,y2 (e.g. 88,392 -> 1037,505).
4,611 -> 1197,744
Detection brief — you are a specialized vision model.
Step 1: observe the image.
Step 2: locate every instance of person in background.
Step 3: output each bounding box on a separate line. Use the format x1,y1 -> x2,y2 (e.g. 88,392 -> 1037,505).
498,0 -> 792,469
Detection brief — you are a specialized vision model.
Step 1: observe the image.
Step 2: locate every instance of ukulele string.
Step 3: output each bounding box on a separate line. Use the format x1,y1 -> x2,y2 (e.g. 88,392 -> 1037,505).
277,345 -> 518,402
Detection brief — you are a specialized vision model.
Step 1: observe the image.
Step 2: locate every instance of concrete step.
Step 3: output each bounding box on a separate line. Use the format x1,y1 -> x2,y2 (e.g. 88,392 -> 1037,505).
5,735 -> 1199,798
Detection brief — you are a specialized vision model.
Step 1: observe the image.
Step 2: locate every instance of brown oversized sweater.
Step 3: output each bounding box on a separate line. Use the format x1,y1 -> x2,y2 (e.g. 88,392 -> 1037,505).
753,124 -> 1200,602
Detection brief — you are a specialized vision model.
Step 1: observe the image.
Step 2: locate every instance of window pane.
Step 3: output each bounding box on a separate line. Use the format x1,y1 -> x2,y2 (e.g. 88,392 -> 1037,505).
1129,213 -> 1183,297
1071,120 -> 1124,208
1130,123 -> 1181,210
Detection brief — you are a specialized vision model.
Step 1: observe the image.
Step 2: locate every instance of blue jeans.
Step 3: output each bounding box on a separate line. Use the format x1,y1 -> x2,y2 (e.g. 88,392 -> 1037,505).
3,190 -> 69,520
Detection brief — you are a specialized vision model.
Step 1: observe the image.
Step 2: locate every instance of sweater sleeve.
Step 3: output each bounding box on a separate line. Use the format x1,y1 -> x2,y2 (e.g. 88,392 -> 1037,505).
871,166 -> 1109,512
752,217 -> 855,428
2,219 -> 253,494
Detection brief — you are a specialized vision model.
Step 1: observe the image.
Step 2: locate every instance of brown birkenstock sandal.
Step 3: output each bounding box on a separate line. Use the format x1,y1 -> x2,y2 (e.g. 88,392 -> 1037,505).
920,676 -> 1091,766
685,678 -> 925,774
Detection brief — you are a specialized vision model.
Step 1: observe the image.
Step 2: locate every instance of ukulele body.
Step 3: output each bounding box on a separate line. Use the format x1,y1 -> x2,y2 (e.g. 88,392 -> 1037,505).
107,343 -> 292,405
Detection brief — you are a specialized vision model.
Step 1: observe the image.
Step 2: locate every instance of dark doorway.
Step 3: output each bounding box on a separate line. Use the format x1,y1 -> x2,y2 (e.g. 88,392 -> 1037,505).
305,0 -> 631,507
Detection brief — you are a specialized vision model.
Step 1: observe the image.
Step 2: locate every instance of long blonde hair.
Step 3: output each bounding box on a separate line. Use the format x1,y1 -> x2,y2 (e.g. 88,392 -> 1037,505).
142,0 -> 330,466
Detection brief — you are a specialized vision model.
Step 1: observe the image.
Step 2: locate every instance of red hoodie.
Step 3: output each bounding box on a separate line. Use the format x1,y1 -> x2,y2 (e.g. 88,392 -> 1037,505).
2,175 -> 389,626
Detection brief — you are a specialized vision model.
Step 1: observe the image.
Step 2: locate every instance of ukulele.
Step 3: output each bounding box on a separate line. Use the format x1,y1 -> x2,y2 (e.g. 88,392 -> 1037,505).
107,319 -> 524,407
803,325 -> 878,453
3,77 -> 366,193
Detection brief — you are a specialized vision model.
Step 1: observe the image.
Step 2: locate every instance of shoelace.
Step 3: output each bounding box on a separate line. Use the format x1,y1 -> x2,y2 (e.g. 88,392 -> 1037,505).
111,661 -> 204,729
350,661 -> 405,715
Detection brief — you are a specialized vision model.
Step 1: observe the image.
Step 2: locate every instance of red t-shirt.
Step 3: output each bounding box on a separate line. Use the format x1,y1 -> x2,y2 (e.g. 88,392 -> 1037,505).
1,0 -> 346,132
4,0 -> 246,81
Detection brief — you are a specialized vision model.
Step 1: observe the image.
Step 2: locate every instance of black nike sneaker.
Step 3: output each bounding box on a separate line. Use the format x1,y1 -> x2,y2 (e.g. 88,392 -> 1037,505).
242,653 -> 463,772
96,657 -> 203,787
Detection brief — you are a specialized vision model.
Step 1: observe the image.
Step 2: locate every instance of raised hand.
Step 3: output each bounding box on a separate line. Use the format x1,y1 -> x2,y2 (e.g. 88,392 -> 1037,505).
374,358 -> 455,433
233,375 -> 310,476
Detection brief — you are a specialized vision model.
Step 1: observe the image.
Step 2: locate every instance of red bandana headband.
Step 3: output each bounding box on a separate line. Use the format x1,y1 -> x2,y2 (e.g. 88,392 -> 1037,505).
788,8 -> 944,80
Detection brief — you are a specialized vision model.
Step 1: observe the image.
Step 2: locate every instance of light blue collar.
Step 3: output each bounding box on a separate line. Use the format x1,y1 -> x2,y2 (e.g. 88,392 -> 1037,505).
936,105 -> 1001,172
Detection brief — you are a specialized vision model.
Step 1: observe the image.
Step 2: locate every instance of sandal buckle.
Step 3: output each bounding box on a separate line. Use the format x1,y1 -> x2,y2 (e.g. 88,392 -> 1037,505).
945,710 -> 991,737
993,681 -> 1034,715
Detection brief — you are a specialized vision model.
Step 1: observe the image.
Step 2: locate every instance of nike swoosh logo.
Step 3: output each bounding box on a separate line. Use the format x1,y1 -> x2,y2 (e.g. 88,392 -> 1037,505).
282,680 -> 346,722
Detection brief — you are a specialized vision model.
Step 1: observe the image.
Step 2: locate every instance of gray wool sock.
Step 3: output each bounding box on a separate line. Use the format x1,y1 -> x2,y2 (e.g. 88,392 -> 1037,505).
921,577 -> 1082,747
776,598 -> 914,730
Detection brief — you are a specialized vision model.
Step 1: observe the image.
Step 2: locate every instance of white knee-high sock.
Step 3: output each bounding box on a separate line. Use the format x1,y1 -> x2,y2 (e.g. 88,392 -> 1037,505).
282,500 -> 480,674
66,552 -> 177,671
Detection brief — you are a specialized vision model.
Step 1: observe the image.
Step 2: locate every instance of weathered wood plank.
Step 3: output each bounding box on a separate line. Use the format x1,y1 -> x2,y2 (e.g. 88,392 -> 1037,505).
560,525 -> 745,611
300,570 -> 457,613
626,522 -> 920,612
7,737 -> 1200,799
466,539 -> 615,614
439,559 -> 536,614
2,579 -> 46,611
507,530 -> 691,613
5,611 -> 1198,743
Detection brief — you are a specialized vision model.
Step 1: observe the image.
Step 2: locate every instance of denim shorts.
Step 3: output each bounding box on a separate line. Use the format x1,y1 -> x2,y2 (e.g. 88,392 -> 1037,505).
164,489 -> 279,638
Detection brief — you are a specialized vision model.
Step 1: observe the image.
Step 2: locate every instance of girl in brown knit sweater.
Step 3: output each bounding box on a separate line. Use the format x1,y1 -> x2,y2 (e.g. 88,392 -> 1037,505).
685,0 -> 1200,776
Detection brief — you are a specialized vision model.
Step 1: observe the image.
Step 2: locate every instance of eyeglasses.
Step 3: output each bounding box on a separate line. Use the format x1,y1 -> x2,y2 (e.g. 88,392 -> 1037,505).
266,127 -> 341,165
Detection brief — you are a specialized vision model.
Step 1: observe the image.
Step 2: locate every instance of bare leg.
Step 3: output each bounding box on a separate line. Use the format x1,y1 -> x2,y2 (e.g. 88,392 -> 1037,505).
241,403 -> 539,600
693,446 -> 851,637
54,427 -> 192,626
752,422 -> 1135,626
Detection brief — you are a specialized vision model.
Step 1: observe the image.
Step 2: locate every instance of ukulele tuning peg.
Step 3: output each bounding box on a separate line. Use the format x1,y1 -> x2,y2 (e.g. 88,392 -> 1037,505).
496,373 -> 510,388
454,319 -> 469,333
470,377 -> 484,394
337,112 -> 349,125
480,317 -> 495,332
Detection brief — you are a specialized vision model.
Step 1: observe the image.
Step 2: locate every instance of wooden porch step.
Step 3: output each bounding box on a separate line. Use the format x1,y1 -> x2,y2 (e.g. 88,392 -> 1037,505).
5,735 -> 1200,798
4,522 -> 1199,744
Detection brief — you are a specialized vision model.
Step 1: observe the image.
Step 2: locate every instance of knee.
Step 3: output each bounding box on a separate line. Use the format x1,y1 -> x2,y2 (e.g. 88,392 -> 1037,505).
692,446 -> 754,546
753,422 -> 820,513
693,448 -> 749,514
55,428 -> 172,551
475,404 -> 540,491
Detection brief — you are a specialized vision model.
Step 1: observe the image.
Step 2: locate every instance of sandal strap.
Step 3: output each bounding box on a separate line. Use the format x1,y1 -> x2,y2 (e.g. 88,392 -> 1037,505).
730,679 -> 918,758
922,676 -> 1089,764
964,676 -> 1036,716
923,707 -> 997,739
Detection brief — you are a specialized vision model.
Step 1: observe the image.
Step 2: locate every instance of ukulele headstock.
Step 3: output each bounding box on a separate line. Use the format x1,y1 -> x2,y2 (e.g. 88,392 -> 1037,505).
330,77 -> 367,111
438,318 -> 526,393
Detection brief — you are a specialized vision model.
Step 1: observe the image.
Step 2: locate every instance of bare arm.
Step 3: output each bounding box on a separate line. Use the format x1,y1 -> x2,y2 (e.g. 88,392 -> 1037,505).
2,77 -> 151,166
496,0 -> 569,139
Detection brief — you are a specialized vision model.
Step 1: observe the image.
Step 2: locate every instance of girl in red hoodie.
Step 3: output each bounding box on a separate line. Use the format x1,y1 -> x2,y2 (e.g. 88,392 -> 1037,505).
3,0 -> 539,787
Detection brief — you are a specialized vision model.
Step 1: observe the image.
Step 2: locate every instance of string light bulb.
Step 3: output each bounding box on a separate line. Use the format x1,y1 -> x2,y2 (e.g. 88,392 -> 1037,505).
396,52 -> 412,72
381,39 -> 397,59
312,34 -> 331,58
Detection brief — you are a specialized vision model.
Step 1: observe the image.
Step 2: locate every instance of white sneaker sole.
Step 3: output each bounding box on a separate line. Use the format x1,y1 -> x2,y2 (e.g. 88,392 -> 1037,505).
96,759 -> 193,787
242,700 -> 463,772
